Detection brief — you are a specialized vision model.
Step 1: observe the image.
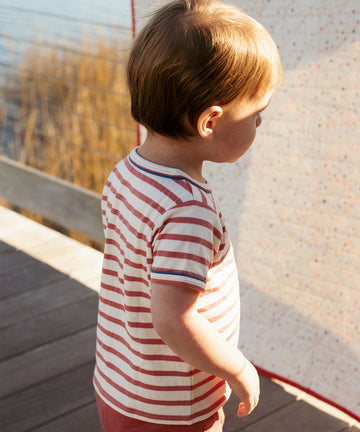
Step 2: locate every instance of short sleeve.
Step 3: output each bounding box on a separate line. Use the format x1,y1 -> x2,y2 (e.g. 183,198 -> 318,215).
150,202 -> 223,291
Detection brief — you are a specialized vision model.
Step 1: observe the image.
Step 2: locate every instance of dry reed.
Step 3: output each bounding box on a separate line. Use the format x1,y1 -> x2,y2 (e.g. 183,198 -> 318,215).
1,35 -> 137,194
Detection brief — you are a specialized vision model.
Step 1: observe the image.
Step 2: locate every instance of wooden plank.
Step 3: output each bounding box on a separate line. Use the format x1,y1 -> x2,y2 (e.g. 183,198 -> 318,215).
1,294 -> 98,361
223,374 -> 296,432
236,399 -> 350,432
0,327 -> 96,398
30,402 -> 102,432
0,156 -> 104,244
0,243 -> 65,300
0,277 -> 96,328
0,247 -> 34,274
0,362 -> 96,432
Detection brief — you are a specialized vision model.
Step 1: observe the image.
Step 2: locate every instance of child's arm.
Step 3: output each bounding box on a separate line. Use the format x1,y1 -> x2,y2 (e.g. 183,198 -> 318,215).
151,282 -> 260,417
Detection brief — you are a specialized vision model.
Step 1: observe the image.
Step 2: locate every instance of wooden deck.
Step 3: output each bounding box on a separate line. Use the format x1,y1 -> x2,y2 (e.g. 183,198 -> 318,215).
0,206 -> 358,432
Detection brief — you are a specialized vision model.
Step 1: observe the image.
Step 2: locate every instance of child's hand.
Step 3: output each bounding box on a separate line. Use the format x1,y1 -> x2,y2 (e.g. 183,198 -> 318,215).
227,359 -> 260,417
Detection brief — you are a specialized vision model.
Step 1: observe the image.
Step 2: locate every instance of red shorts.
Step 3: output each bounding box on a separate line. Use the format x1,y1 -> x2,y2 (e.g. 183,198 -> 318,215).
96,393 -> 225,432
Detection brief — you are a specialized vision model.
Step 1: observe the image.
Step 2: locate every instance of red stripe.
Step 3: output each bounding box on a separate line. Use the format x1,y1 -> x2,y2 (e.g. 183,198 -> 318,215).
104,254 -> 149,284
199,189 -> 209,205
128,321 -> 154,329
96,365 -> 224,407
97,337 -> 199,377
124,274 -> 149,286
100,281 -> 124,296
113,166 -> 166,215
94,376 -> 226,422
104,253 -> 123,270
174,178 -> 193,194
209,247 -> 232,273
100,278 -> 151,301
126,257 -> 147,271
124,288 -> 150,298
105,237 -> 150,262
197,291 -> 239,327
225,324 -> 239,343
174,200 -> 213,211
101,278 -> 150,300
97,349 -> 216,392
154,250 -> 209,266
102,270 -> 150,290
107,182 -> 155,229
125,158 -> 182,205
198,291 -> 237,316
103,268 -> 117,277
106,223 -> 147,256
218,310 -> 240,335
99,294 -> 151,314
157,233 -> 214,250
99,310 -> 161,345
98,322 -> 181,362
164,216 -> 222,241
104,199 -> 148,241
206,297 -> 239,324
218,242 -> 226,253
106,237 -> 152,266
255,366 -> 360,423
104,251 -> 147,276
99,306 -> 152,329
198,278 -> 237,313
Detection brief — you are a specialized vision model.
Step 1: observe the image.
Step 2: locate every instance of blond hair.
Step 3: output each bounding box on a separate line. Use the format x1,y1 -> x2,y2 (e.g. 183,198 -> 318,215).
127,0 -> 282,139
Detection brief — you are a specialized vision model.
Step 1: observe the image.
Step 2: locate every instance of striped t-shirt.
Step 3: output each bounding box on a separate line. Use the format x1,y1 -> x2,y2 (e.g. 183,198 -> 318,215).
93,148 -> 240,425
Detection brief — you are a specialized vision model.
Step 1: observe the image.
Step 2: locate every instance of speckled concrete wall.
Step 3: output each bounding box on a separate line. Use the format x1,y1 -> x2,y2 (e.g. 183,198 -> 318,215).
134,0 -> 360,417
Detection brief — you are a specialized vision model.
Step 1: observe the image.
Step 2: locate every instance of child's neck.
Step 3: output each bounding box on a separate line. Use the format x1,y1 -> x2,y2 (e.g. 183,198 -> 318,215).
137,133 -> 205,183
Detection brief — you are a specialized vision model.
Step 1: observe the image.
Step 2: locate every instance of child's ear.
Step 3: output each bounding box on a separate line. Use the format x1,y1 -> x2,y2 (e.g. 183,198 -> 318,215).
197,106 -> 223,138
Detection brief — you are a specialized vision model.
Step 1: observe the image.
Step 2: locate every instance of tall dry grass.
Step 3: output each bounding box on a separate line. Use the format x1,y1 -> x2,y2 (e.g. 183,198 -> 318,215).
1,36 -> 137,194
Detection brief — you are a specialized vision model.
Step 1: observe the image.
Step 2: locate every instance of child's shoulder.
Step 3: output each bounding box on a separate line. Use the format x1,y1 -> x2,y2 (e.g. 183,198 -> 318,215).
128,148 -> 215,206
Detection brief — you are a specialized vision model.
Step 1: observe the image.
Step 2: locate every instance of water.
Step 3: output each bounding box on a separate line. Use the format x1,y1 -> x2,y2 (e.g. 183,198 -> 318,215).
0,0 -> 133,64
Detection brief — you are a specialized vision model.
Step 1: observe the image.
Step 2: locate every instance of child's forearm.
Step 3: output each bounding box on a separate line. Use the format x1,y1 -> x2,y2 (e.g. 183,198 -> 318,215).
155,306 -> 246,380
151,282 -> 245,381
151,282 -> 259,416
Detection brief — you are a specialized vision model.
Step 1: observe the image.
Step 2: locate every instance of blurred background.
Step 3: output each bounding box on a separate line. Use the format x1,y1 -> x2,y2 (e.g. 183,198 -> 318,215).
0,0 -> 137,193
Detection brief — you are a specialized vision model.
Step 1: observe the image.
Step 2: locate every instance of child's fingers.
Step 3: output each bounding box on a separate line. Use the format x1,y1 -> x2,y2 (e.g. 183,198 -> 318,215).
237,402 -> 248,417
237,401 -> 250,417
237,398 -> 257,417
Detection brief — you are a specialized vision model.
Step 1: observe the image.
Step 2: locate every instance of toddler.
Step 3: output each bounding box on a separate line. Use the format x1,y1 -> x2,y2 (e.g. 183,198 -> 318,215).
93,1 -> 282,430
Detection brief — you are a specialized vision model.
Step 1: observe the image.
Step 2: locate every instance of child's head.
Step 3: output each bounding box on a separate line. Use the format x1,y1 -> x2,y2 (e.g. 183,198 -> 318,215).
127,0 -> 282,140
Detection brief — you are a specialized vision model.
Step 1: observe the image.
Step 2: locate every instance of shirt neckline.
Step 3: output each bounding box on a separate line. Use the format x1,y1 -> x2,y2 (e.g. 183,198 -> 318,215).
129,148 -> 212,194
